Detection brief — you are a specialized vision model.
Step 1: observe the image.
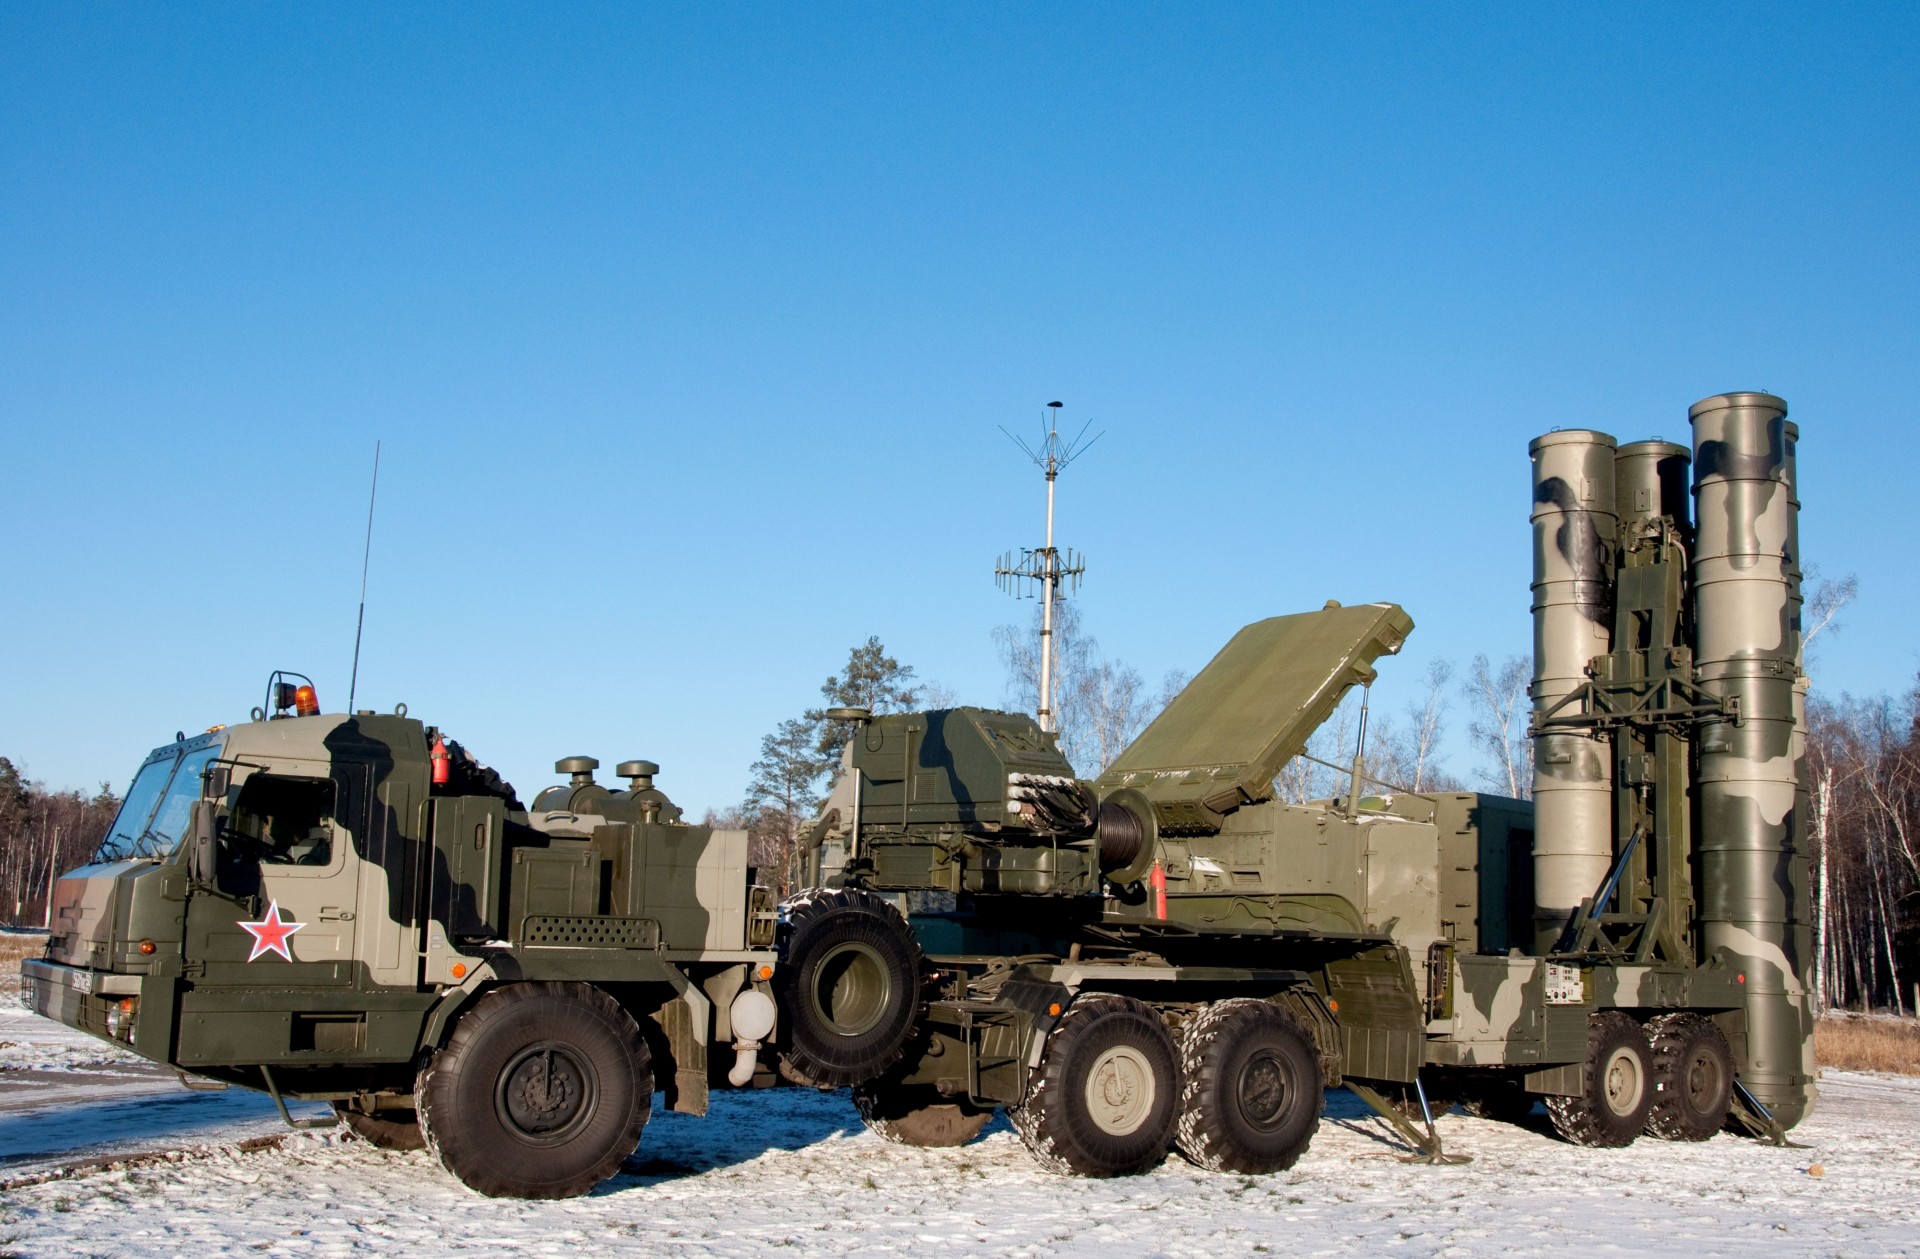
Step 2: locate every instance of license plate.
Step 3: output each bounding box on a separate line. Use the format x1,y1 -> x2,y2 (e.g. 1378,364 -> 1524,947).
73,970 -> 94,996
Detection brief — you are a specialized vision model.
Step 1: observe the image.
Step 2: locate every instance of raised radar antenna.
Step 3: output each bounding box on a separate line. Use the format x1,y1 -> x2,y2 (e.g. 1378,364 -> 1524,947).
995,400 -> 1100,734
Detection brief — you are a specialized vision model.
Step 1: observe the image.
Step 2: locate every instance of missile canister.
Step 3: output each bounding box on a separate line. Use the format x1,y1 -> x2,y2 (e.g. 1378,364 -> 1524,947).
1782,420 -> 1815,1007
1530,429 -> 1618,951
1614,440 -> 1693,548
1689,391 -> 1815,1128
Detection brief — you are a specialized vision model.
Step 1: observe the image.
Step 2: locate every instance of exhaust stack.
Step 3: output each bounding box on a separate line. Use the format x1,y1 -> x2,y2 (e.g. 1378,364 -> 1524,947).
1529,430 -> 1618,951
1689,391 -> 1815,1129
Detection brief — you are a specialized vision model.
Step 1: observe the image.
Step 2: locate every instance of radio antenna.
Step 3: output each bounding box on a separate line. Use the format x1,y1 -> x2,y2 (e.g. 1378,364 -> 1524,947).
995,401 -> 1099,734
347,441 -> 382,714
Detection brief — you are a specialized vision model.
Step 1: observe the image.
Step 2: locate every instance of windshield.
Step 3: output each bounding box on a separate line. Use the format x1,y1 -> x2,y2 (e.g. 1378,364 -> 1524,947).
93,740 -> 226,863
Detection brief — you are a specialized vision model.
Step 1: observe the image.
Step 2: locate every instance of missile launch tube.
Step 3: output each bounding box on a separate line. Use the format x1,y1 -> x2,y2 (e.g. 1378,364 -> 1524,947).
1613,440 -> 1693,547
1529,429 -> 1617,951
1690,391 -> 1815,1129
1782,421 -> 1815,1009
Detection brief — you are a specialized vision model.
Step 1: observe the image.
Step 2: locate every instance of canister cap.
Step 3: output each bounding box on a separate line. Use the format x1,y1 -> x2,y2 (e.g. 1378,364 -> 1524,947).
1529,429 -> 1618,455
1688,391 -> 1787,419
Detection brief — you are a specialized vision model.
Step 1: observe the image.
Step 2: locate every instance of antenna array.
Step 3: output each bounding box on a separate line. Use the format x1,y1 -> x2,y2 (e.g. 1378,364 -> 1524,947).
995,401 -> 1101,734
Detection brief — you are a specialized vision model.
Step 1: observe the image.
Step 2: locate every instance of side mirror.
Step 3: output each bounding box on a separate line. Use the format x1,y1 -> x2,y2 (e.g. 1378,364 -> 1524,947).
203,766 -> 230,800
189,800 -> 218,884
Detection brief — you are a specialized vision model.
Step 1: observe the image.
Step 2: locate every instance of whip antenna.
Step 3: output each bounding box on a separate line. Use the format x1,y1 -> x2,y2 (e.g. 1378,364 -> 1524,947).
348,441 -> 381,714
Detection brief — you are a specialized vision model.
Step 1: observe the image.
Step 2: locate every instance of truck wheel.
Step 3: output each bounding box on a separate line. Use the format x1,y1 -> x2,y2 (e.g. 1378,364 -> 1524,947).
1174,999 -> 1323,1174
777,888 -> 926,1088
853,1081 -> 993,1147
1644,1013 -> 1733,1141
417,982 -> 652,1198
1546,1011 -> 1653,1148
1011,994 -> 1180,1177
331,1102 -> 425,1151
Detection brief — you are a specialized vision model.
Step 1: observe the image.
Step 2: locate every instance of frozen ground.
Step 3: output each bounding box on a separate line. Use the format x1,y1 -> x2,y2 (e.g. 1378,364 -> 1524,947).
0,1005 -> 327,1176
2,1006 -> 1916,1259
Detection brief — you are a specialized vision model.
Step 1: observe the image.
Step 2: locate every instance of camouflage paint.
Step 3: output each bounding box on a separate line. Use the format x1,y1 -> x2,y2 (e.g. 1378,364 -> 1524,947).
1529,430 -> 1618,950
28,709 -> 777,1121
1609,439 -> 1698,960
1689,391 -> 1815,1129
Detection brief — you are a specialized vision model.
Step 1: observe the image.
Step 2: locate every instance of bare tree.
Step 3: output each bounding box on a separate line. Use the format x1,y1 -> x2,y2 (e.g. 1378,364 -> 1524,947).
1157,669 -> 1191,712
994,597 -> 1092,731
1276,691 -> 1362,804
1806,678 -> 1919,1013
1466,654 -> 1533,799
1404,659 -> 1457,791
996,598 -> 1175,775
1072,659 -> 1152,776
1802,566 -> 1858,656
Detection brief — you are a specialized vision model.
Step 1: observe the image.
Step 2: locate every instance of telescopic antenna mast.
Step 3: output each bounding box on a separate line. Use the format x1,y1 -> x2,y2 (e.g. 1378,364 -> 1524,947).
347,441 -> 381,714
996,401 -> 1100,734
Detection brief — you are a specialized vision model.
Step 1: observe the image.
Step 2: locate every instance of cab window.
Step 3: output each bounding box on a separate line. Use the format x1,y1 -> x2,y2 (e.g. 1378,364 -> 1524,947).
223,775 -> 338,867
94,743 -> 225,863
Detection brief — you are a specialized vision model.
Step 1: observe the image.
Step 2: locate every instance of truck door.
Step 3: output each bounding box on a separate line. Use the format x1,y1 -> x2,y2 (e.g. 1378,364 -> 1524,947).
187,760 -> 364,986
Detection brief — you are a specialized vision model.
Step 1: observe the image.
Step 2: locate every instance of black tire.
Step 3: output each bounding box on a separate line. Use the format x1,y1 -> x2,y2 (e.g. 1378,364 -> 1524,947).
1645,1013 -> 1733,1141
777,888 -> 926,1088
1545,1010 -> 1653,1148
332,1102 -> 425,1151
1010,994 -> 1180,1177
853,1081 -> 994,1148
1174,999 -> 1323,1174
417,982 -> 652,1198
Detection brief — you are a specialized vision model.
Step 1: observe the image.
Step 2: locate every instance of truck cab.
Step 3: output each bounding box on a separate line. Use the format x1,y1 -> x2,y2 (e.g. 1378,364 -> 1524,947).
24,684 -> 782,1198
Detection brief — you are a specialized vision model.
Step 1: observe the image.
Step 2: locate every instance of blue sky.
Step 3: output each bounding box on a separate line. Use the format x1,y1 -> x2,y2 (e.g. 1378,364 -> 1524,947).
3,5 -> 1916,814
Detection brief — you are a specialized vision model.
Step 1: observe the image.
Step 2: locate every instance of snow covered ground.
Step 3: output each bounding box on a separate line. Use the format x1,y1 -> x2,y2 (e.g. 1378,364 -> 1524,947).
2,1004 -> 1915,1259
0,1003 -> 328,1176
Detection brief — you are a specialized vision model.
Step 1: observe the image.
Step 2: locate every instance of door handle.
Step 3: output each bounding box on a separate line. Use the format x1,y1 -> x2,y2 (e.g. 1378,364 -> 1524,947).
318,909 -> 355,922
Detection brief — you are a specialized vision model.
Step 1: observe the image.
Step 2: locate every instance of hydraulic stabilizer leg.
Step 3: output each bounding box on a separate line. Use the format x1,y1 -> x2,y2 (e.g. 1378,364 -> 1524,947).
1728,1076 -> 1806,1149
1346,1078 -> 1472,1166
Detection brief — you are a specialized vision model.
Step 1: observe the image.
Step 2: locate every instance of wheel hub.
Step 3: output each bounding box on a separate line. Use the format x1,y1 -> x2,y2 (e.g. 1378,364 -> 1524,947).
1083,1045 -> 1155,1136
1685,1048 -> 1724,1113
498,1043 -> 595,1143
1237,1050 -> 1291,1129
1602,1045 -> 1645,1116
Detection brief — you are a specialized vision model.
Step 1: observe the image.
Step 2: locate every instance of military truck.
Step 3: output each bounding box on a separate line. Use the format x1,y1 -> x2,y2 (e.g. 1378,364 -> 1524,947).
23,679 -> 782,1199
779,391 -> 1813,1177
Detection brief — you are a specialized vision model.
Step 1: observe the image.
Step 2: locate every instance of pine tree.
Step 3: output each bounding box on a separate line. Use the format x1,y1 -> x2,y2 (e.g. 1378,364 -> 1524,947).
807,637 -> 921,762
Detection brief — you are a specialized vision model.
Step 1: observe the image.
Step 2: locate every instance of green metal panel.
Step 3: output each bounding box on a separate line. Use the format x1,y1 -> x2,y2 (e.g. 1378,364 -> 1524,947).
1096,603 -> 1413,831
848,707 -> 1077,832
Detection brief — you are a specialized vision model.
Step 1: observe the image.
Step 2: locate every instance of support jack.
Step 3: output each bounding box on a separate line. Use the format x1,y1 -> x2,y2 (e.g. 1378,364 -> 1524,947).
260,1064 -> 340,1130
1348,1078 -> 1472,1165
1729,1076 -> 1806,1148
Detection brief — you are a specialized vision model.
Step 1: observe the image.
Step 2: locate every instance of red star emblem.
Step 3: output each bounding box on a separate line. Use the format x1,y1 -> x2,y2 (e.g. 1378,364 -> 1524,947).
238,900 -> 306,962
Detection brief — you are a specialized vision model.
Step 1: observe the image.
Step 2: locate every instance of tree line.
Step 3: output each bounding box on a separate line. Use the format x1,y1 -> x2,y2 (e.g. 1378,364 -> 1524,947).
0,758 -> 120,927
1809,683 -> 1919,1014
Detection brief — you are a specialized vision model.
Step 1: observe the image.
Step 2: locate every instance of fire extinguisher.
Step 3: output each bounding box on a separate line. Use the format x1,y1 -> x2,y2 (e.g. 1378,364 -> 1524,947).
430,736 -> 451,786
1150,860 -> 1168,921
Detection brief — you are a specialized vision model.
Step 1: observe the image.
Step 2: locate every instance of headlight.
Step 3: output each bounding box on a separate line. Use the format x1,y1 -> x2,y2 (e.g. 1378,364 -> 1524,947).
105,997 -> 137,1040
